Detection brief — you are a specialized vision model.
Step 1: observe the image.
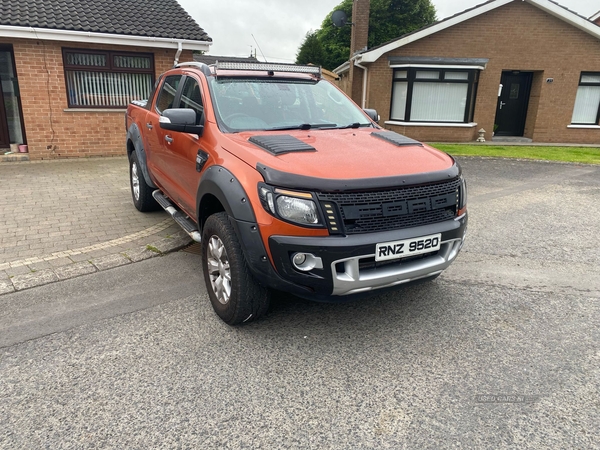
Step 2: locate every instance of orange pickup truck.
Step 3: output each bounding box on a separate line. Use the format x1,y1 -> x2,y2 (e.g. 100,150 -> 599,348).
125,61 -> 467,325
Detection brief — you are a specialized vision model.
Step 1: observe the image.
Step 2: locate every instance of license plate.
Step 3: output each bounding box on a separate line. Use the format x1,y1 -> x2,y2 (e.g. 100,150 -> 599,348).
375,233 -> 441,262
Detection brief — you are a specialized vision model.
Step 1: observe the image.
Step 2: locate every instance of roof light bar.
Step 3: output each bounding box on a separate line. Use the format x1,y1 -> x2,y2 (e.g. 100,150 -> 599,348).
216,61 -> 321,77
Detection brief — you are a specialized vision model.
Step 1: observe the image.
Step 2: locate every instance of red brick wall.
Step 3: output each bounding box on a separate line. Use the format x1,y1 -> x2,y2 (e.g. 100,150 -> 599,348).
0,37 -> 192,159
362,1 -> 600,143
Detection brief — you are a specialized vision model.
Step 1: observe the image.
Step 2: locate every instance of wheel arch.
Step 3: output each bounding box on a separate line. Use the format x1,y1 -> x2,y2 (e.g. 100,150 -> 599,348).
196,166 -> 257,233
126,123 -> 156,189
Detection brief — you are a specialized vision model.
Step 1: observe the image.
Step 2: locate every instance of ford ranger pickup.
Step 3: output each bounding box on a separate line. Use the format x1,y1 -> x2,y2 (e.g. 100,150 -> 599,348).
125,61 -> 467,325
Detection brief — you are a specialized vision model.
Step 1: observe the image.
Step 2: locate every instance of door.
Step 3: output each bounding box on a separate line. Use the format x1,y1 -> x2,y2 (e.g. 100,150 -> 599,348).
494,71 -> 533,136
0,46 -> 25,149
145,74 -> 183,191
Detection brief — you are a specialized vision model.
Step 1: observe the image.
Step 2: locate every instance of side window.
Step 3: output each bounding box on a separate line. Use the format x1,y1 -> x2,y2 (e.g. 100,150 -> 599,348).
156,75 -> 182,114
179,77 -> 204,124
571,72 -> 600,125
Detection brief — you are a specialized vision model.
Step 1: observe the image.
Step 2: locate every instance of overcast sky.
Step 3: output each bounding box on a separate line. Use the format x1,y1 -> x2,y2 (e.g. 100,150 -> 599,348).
177,0 -> 599,63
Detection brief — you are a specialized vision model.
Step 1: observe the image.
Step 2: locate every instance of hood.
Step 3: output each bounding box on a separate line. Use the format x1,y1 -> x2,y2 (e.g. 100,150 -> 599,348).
222,128 -> 454,184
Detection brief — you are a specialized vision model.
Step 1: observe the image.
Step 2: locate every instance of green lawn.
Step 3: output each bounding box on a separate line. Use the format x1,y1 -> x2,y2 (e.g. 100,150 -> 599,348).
430,144 -> 600,165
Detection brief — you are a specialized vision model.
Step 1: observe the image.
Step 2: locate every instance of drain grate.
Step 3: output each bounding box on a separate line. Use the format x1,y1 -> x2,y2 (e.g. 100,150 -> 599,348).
181,242 -> 202,255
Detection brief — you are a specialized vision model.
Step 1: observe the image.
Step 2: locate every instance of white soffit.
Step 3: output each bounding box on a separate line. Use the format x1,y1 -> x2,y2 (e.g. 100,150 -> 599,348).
0,25 -> 212,51
357,0 -> 600,64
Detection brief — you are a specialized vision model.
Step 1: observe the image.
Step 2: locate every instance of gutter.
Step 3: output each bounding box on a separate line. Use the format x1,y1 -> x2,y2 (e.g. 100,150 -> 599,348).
333,60 -> 350,75
0,25 -> 212,51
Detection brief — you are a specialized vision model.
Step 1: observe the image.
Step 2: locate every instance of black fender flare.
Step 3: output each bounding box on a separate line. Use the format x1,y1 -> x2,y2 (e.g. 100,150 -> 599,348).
126,123 -> 157,189
196,165 -> 256,229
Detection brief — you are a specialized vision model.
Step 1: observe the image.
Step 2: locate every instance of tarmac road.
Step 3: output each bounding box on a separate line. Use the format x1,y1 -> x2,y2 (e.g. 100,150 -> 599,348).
1,157 -> 599,449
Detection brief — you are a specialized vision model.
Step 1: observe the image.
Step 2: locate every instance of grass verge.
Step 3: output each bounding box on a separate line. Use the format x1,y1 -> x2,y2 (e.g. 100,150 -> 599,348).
430,144 -> 600,165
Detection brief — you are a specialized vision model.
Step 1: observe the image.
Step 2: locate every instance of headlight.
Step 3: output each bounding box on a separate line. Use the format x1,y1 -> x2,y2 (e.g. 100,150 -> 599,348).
276,195 -> 320,225
258,184 -> 323,227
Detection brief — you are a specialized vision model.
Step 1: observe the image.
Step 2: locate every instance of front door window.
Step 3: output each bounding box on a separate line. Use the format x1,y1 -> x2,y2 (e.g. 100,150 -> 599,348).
0,47 -> 25,148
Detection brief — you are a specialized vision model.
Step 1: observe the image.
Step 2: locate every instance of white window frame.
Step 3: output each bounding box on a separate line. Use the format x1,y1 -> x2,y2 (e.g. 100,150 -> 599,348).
571,72 -> 600,125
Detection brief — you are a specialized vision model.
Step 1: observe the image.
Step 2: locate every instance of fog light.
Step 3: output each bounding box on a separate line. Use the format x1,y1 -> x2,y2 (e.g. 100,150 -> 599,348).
291,252 -> 323,272
293,253 -> 307,266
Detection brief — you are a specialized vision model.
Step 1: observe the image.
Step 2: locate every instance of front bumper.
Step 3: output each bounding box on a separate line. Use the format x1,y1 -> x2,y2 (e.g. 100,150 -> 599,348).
267,213 -> 467,298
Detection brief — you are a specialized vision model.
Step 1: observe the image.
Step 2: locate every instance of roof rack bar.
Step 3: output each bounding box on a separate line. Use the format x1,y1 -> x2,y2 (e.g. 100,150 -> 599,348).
174,61 -> 211,76
215,61 -> 322,78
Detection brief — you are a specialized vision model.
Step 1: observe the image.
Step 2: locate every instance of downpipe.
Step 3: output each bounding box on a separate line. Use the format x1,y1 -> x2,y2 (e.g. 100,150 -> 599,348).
353,57 -> 368,109
174,41 -> 183,66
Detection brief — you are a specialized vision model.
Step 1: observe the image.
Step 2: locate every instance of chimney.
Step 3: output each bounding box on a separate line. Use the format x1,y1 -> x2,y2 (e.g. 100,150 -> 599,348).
348,0 -> 370,105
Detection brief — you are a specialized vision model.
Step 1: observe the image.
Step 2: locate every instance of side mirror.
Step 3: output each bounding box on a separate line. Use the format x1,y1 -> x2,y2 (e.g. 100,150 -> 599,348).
363,108 -> 380,123
160,108 -> 205,136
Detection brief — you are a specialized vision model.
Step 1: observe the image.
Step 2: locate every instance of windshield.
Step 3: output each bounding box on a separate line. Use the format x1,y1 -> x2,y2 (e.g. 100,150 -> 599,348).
207,77 -> 372,132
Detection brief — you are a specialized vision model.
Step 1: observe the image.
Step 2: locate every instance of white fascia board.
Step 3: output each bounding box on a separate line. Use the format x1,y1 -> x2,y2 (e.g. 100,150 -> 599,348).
591,11 -> 600,22
526,0 -> 600,38
358,0 -> 514,64
389,64 -> 486,70
0,25 -> 212,51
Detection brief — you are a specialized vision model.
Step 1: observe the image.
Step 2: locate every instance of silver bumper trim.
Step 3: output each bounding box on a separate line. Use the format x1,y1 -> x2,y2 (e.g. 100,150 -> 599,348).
331,238 -> 464,296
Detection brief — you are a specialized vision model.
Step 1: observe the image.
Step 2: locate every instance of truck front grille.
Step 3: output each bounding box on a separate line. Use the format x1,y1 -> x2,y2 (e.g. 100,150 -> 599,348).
317,177 -> 460,235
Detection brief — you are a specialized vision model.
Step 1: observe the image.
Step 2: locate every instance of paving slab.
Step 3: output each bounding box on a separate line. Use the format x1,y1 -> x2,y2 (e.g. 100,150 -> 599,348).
91,254 -> 132,271
54,262 -> 98,280
11,269 -> 59,291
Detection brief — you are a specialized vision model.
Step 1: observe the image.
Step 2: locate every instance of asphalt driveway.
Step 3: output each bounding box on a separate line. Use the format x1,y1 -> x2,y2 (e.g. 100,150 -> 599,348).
0,157 -> 599,448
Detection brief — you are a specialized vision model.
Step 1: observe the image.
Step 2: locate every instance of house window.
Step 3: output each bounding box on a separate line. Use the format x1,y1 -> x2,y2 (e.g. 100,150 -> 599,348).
63,49 -> 154,108
571,73 -> 600,125
390,68 -> 478,123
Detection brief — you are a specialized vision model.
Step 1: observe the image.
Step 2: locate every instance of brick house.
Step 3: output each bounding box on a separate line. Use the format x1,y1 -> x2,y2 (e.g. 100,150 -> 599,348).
335,0 -> 600,144
0,0 -> 211,159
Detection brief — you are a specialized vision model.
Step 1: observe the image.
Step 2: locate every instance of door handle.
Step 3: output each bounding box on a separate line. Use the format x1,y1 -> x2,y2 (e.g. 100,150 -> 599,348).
499,101 -> 506,110
165,135 -> 174,144
146,123 -> 153,130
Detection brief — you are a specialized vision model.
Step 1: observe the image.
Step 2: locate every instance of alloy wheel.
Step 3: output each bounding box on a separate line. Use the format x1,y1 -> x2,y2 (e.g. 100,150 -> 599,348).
207,235 -> 232,304
131,161 -> 140,201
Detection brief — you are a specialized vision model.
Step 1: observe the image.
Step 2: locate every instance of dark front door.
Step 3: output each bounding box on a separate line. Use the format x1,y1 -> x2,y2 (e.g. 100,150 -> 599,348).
494,71 -> 533,136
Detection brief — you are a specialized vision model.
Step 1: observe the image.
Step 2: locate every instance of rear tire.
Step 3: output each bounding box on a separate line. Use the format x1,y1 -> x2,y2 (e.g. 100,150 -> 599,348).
129,152 -> 159,212
201,212 -> 270,325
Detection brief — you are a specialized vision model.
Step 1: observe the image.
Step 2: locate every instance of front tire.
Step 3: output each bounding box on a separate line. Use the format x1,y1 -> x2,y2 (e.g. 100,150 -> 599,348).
201,212 -> 270,325
129,152 -> 158,212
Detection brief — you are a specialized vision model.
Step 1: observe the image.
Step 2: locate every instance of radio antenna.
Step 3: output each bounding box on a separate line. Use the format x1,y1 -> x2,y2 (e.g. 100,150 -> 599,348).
251,34 -> 267,62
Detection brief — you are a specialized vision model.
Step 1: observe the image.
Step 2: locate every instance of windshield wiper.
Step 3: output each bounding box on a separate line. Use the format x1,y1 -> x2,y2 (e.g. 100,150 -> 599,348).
266,123 -> 338,131
318,122 -> 371,130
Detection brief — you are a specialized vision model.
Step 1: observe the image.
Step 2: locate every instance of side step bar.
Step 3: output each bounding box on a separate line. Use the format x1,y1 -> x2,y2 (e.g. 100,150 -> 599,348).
152,190 -> 202,243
